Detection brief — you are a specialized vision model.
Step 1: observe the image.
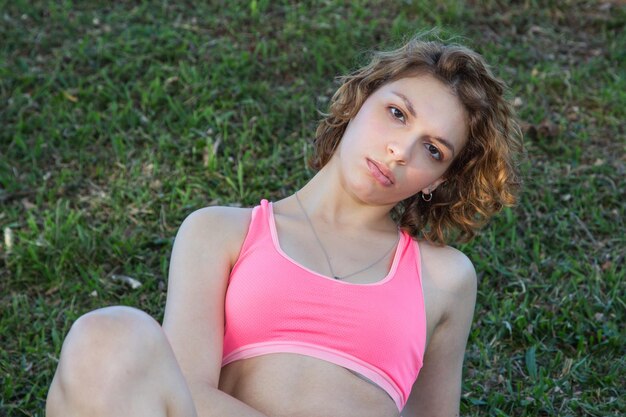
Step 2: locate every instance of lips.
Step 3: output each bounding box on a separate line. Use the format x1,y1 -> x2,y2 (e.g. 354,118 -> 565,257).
366,158 -> 395,186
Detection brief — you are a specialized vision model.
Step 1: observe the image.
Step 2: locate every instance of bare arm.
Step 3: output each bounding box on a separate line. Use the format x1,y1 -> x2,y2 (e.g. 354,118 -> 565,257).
403,246 -> 477,417
162,207 -> 269,417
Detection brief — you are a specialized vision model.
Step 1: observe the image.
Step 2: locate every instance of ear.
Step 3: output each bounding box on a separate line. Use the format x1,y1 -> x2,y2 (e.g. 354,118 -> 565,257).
421,177 -> 446,195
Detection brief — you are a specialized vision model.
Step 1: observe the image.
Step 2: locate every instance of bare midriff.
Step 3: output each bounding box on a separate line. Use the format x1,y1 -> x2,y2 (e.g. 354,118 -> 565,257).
218,353 -> 400,417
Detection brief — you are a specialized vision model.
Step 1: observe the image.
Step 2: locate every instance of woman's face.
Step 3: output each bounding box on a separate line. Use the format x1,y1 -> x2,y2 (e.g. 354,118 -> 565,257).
333,74 -> 469,206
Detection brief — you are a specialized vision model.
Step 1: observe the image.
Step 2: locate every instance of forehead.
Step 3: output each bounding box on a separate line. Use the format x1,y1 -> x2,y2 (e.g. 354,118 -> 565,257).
376,75 -> 460,109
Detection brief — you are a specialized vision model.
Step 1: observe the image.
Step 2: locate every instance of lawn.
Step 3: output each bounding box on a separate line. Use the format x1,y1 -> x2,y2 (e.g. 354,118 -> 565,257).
1,1 -> 624,416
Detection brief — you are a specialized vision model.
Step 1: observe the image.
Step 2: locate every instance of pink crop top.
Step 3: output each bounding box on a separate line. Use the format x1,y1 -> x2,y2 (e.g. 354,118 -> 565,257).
222,200 -> 427,411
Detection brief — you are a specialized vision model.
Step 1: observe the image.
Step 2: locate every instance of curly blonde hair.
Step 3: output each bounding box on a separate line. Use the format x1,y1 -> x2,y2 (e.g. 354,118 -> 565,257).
311,37 -> 524,244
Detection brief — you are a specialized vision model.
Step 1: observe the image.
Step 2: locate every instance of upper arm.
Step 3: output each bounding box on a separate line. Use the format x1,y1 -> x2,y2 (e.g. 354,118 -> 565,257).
162,206 -> 252,388
403,246 -> 477,417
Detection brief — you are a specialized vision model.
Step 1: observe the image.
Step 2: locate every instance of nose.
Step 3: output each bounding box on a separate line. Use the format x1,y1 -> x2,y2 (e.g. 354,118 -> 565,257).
387,141 -> 412,165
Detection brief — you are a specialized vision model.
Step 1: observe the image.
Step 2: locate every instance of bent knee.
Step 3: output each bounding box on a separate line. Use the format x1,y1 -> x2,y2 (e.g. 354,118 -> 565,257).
48,307 -> 191,416
55,306 -> 167,389
76,305 -> 161,334
65,307 -> 162,355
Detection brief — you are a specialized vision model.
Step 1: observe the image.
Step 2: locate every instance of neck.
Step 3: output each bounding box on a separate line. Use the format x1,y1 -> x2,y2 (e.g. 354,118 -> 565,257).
294,162 -> 397,231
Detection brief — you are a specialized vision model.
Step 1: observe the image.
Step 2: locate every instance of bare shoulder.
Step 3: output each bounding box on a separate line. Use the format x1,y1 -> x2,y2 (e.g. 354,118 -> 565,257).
181,205 -> 253,233
176,205 -> 253,265
417,240 -> 477,295
162,206 -> 254,388
404,242 -> 478,415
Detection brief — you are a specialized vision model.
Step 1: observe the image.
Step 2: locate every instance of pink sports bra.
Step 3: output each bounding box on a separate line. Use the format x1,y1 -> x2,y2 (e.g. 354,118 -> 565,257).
222,200 -> 427,411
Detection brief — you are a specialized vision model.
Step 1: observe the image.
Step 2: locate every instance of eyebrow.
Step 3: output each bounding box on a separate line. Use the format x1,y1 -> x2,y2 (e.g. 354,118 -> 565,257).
431,136 -> 456,157
392,92 -> 416,117
392,91 -> 456,157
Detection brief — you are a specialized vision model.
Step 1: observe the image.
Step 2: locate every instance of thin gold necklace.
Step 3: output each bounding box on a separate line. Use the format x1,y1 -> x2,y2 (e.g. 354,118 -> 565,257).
294,192 -> 399,280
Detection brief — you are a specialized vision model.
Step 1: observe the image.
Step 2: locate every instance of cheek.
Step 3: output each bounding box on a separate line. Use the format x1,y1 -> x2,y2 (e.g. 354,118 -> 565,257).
403,167 -> 425,189
339,122 -> 373,155
348,107 -> 388,138
402,163 -> 445,190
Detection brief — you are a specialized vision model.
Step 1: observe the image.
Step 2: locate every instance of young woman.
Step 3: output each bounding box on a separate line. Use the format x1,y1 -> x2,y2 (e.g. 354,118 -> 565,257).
46,37 -> 523,417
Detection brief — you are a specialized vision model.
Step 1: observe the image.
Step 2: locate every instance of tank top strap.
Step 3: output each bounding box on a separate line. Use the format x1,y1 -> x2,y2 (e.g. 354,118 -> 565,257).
411,236 -> 423,286
230,199 -> 272,277
256,199 -> 271,231
396,231 -> 423,288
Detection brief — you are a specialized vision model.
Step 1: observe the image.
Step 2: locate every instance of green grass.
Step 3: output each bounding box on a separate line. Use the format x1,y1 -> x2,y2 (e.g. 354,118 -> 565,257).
1,1 -> 624,416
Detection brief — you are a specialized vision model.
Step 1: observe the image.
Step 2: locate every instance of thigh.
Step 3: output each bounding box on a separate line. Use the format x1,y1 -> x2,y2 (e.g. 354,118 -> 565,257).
47,306 -> 197,417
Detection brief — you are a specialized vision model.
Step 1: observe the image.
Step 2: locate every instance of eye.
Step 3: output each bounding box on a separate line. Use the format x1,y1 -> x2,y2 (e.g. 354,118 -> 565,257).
425,143 -> 443,161
389,106 -> 406,123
